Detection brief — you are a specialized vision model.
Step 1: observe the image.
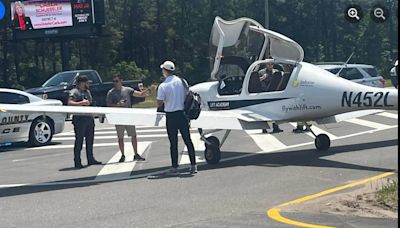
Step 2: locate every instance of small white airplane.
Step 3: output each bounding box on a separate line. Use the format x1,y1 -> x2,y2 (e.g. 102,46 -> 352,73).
1,17 -> 397,165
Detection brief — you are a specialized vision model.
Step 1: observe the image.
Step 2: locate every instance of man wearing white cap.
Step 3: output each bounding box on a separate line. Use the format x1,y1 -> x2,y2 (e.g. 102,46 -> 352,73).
156,60 -> 197,175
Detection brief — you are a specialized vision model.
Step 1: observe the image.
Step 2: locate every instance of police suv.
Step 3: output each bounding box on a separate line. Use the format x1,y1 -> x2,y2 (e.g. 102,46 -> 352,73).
0,88 -> 65,146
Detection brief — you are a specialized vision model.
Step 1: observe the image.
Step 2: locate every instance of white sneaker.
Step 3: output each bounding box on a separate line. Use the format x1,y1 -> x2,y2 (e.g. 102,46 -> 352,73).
190,165 -> 198,174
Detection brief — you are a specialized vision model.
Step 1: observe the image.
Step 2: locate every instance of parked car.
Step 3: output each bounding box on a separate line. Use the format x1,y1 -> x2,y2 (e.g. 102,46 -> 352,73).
315,63 -> 385,88
0,88 -> 65,146
25,70 -> 144,106
390,60 -> 398,89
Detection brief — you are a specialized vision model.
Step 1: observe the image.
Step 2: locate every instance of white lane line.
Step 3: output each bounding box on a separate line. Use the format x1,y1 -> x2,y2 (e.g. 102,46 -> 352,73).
12,152 -> 70,162
376,112 -> 398,119
53,134 -> 169,141
1,125 -> 397,188
289,122 -> 338,140
95,142 -> 151,181
344,118 -> 392,129
57,129 -> 167,137
26,142 -> 119,150
246,130 -> 287,152
179,132 -> 205,165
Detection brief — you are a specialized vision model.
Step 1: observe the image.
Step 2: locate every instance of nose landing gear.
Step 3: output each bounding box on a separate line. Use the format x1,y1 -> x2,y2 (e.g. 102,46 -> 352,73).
304,124 -> 331,151
204,136 -> 221,164
198,129 -> 231,165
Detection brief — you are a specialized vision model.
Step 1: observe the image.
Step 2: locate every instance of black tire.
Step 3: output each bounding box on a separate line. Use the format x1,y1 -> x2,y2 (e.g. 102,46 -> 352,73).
204,136 -> 221,164
29,117 -> 54,147
315,134 -> 330,151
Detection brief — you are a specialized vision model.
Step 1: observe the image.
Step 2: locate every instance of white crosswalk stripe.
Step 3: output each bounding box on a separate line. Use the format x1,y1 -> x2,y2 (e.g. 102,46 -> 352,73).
95,142 -> 151,181
53,134 -> 169,141
344,118 -> 392,129
245,130 -> 287,152
26,142 -> 119,150
56,129 -> 167,137
376,112 -> 398,119
289,122 -> 338,140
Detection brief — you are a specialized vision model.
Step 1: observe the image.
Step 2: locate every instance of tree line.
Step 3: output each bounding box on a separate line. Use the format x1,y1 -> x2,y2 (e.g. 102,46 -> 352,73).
0,0 -> 397,89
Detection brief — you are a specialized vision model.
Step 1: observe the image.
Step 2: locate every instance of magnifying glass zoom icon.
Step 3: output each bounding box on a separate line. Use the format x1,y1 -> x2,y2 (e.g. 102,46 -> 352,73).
348,8 -> 360,20
374,8 -> 386,20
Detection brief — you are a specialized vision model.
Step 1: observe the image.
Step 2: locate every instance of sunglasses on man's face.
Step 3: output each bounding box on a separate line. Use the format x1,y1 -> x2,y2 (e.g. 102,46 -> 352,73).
113,80 -> 120,83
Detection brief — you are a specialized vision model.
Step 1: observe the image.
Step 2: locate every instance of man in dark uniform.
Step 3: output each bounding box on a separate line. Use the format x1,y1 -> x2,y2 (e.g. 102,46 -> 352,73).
68,75 -> 102,169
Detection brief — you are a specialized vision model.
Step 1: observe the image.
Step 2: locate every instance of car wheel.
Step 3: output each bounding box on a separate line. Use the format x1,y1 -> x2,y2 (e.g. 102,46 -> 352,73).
29,117 -> 54,146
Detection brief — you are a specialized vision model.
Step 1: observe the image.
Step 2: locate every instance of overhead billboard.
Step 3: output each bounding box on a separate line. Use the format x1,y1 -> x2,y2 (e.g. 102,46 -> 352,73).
9,0 -> 104,39
0,0 -> 6,28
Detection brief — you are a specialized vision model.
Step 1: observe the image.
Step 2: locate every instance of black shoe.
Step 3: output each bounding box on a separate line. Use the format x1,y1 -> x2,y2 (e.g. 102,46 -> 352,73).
134,154 -> 145,161
271,128 -> 283,134
292,128 -> 302,133
88,160 -> 102,166
262,129 -> 268,134
74,163 -> 84,169
119,155 -> 125,163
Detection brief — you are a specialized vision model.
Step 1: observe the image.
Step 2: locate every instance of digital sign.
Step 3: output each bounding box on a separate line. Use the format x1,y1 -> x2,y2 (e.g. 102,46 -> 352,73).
0,1 -> 5,21
9,0 -> 104,39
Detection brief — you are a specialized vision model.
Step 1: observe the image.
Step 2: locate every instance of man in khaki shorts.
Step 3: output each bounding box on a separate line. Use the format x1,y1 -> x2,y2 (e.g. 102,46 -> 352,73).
107,74 -> 149,162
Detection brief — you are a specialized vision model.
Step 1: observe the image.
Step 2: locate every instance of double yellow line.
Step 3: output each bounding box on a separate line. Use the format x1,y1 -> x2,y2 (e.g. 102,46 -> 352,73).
267,172 -> 395,227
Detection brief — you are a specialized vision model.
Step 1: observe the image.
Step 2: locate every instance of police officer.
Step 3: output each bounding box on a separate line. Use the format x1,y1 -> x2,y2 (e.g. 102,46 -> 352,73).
156,60 -> 197,175
68,75 -> 101,169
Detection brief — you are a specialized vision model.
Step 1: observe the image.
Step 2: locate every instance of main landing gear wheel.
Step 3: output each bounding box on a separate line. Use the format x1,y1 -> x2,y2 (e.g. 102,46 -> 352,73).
204,136 -> 221,164
315,134 -> 330,151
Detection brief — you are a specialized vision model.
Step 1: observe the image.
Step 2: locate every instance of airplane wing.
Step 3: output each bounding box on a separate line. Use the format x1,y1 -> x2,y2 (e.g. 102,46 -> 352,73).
1,104 -> 384,130
314,110 -> 384,124
0,104 -> 270,130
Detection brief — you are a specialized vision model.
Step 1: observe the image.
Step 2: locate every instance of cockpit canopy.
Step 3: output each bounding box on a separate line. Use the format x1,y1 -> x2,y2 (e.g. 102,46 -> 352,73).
209,17 -> 304,81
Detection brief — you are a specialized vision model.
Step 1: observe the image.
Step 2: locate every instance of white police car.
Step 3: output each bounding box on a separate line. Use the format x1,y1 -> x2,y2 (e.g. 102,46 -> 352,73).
0,88 -> 65,146
316,63 -> 385,88
390,60 -> 398,88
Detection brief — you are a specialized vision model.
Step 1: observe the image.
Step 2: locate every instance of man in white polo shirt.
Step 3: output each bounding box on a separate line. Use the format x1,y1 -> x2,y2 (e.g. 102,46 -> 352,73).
156,60 -> 197,175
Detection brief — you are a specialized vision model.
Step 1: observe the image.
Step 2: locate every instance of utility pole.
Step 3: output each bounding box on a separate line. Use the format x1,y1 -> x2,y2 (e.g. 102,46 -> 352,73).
388,0 -> 396,62
60,38 -> 70,71
265,0 -> 269,29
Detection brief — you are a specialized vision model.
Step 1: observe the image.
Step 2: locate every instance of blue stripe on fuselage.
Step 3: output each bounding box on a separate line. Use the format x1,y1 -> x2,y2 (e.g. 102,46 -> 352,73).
208,98 -> 292,110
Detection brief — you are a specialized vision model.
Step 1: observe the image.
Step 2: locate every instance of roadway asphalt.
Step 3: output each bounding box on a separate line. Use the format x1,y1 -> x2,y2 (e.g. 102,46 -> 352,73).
0,111 -> 397,227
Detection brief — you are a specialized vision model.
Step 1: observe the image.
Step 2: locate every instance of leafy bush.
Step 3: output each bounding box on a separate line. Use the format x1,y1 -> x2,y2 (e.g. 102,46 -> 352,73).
109,61 -> 149,81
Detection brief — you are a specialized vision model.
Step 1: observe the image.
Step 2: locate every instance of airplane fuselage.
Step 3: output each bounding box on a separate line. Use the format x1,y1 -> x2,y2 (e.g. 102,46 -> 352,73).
191,61 -> 398,123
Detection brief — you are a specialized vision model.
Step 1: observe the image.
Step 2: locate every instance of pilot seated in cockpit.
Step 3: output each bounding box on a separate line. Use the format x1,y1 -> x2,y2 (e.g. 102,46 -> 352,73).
258,62 -> 283,92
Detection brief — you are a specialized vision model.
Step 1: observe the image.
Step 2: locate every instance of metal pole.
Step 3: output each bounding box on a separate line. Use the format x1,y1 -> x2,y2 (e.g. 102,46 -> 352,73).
265,0 -> 269,29
60,38 -> 70,71
388,0 -> 395,62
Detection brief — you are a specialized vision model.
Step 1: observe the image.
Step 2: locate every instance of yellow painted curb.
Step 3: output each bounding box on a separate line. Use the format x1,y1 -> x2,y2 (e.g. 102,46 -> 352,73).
267,172 -> 395,227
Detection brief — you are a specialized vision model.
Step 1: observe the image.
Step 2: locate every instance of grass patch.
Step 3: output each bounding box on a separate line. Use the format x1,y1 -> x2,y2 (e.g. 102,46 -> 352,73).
375,179 -> 398,211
